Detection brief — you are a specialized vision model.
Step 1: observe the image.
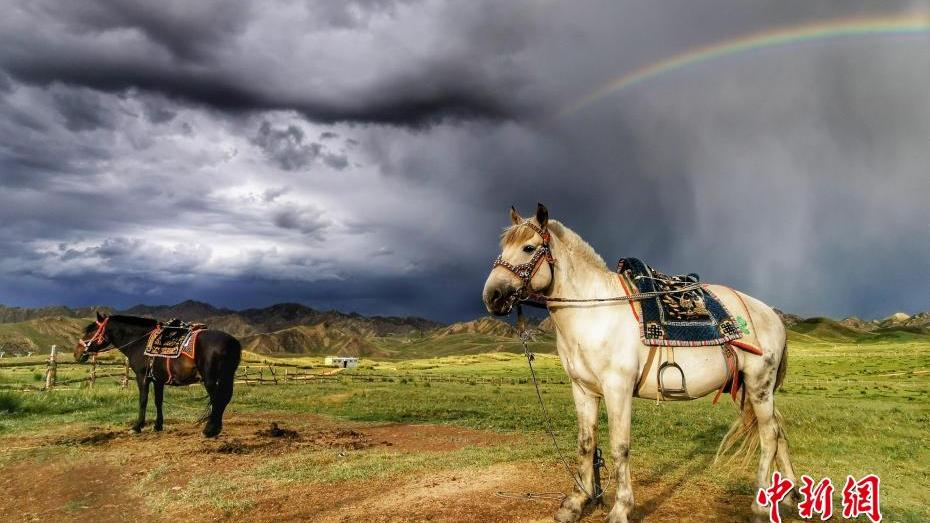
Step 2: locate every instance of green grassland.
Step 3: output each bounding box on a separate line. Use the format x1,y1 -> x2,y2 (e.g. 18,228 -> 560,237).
369,330 -> 557,359
1,334 -> 928,521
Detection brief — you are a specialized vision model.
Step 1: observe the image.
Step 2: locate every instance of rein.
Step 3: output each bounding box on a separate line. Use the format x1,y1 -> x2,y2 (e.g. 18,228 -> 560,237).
513,304 -> 608,504
496,222 -> 711,504
494,221 -> 705,310
79,320 -> 157,355
528,281 -> 705,306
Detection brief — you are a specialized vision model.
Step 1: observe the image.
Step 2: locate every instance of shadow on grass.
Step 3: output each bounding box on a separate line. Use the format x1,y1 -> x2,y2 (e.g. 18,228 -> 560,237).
630,424 -> 729,522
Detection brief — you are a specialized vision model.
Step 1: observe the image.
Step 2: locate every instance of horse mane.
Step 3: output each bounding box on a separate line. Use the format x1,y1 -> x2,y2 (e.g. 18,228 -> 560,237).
548,221 -> 608,270
108,315 -> 159,327
500,219 -> 608,270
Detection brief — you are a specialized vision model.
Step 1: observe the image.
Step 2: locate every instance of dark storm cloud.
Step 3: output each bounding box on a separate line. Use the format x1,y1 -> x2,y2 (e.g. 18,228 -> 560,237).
141,98 -> 177,124
252,121 -> 323,171
52,87 -> 116,132
1,0 -> 928,321
49,0 -> 253,62
0,0 -> 531,125
271,207 -> 330,238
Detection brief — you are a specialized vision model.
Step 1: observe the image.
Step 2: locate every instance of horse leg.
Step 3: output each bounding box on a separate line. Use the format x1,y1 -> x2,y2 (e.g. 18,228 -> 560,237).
200,355 -> 235,438
776,426 -> 799,504
153,380 -> 165,432
131,374 -> 149,434
200,375 -> 220,438
554,381 -> 601,523
204,375 -> 233,438
603,376 -> 636,523
744,370 -> 783,522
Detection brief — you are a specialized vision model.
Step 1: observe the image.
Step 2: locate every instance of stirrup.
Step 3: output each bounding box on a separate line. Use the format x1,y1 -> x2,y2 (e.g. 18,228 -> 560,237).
657,361 -> 690,400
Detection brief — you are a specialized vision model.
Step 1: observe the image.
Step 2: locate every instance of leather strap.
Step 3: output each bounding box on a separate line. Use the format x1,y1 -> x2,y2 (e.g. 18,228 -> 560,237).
635,345 -> 658,396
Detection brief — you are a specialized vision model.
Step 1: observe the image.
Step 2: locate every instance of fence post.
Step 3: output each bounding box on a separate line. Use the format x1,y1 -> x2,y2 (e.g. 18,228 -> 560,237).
268,364 -> 278,384
283,368 -> 288,384
121,357 -> 130,389
89,354 -> 98,388
45,345 -> 57,390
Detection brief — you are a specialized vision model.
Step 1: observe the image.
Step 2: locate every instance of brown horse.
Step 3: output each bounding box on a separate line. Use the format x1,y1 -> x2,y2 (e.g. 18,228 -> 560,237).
75,312 -> 241,437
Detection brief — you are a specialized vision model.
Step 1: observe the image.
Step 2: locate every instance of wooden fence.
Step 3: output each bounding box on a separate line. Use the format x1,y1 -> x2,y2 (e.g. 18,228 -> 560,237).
0,345 -> 131,391
3,346 -> 926,392
233,366 -> 566,386
2,347 -> 566,390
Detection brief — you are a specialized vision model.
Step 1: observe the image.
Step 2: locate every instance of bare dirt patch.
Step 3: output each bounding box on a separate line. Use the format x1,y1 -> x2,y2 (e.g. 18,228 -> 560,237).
364,422 -> 516,451
0,413 -> 777,522
0,461 -> 149,523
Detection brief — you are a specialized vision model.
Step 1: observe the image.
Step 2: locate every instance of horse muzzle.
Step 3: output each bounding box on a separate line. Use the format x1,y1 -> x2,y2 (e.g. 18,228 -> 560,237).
74,344 -> 90,363
483,284 -> 519,316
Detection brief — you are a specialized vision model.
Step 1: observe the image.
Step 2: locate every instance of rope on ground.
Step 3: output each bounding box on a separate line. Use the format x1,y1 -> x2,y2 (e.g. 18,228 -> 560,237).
514,304 -> 612,504
494,490 -> 565,502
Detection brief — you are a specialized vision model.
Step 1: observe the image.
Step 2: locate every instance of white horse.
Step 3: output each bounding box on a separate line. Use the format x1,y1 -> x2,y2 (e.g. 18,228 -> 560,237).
483,204 -> 794,523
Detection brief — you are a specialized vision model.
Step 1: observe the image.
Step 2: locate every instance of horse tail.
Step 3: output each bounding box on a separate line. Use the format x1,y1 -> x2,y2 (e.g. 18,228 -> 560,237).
774,340 -> 788,391
716,339 -> 789,466
715,400 -> 788,467
715,398 -> 757,466
195,405 -> 212,425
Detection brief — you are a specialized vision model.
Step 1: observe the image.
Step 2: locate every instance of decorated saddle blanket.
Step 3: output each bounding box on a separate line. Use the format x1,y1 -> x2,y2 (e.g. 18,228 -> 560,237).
617,258 -> 745,347
144,319 -> 205,359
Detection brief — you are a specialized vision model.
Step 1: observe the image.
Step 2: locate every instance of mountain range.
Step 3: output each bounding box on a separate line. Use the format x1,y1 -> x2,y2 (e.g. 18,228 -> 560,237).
0,301 -> 927,357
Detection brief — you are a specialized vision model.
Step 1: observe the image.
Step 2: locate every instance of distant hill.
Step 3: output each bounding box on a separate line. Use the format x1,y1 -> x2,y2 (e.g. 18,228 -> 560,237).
837,316 -> 878,331
123,301 -> 443,339
773,308 -> 803,327
787,316 -> 930,344
1,300 -> 928,358
241,323 -> 387,357
0,305 -> 112,323
0,316 -> 89,353
537,316 -> 554,333
123,300 -> 233,322
436,317 -> 518,338
0,300 -> 442,356
788,317 -> 869,343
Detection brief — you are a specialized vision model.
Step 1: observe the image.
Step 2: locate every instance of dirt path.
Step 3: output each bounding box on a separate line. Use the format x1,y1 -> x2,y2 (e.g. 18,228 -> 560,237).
0,413 -> 790,522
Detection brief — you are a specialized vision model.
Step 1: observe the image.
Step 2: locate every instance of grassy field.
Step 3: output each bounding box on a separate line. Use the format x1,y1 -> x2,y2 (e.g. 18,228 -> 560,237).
1,336 -> 928,522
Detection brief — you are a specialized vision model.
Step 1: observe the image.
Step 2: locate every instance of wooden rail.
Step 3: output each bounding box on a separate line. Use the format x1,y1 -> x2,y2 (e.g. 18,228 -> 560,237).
11,347 -> 924,392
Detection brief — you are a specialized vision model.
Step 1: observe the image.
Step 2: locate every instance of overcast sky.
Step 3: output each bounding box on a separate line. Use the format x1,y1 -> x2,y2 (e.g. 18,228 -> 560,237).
0,0 -> 927,321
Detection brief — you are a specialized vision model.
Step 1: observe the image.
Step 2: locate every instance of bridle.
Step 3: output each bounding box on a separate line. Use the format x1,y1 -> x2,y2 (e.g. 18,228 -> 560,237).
492,221 -> 705,309
78,317 -> 156,355
492,221 -> 555,305
79,317 -> 111,352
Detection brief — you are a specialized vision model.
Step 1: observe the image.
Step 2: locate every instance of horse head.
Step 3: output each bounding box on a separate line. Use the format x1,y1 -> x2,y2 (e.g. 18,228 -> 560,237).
482,203 -> 554,316
74,311 -> 111,362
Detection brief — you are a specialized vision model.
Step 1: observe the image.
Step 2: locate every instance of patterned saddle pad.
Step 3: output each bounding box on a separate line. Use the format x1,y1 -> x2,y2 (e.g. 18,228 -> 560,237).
145,319 -> 206,358
617,258 -> 744,347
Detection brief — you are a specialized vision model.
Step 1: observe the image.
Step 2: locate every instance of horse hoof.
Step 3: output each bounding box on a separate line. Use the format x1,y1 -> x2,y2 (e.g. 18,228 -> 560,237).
605,513 -> 629,523
202,424 -> 222,438
154,424 -> 163,432
128,428 -> 141,435
554,507 -> 582,523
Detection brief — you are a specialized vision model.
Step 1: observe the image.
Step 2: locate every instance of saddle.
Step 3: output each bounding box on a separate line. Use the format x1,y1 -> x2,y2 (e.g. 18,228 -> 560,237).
617,258 -> 760,404
617,258 -> 743,347
144,319 -> 206,359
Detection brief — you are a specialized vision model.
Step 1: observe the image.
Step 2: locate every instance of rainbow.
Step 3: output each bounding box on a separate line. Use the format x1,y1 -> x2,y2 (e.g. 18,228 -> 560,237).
560,13 -> 930,117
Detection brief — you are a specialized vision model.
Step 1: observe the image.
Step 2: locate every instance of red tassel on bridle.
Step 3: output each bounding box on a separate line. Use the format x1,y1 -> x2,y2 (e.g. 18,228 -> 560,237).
80,317 -> 110,349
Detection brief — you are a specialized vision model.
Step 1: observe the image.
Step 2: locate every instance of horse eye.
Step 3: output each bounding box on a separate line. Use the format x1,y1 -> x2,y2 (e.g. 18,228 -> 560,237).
523,245 -> 536,253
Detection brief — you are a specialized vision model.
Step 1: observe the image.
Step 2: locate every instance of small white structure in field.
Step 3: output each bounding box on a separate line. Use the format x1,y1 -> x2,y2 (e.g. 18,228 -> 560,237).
324,356 -> 358,368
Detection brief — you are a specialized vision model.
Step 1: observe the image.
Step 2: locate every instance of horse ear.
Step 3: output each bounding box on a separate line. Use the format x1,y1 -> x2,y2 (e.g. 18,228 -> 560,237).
510,206 -> 523,225
96,311 -> 105,322
536,203 -> 549,228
